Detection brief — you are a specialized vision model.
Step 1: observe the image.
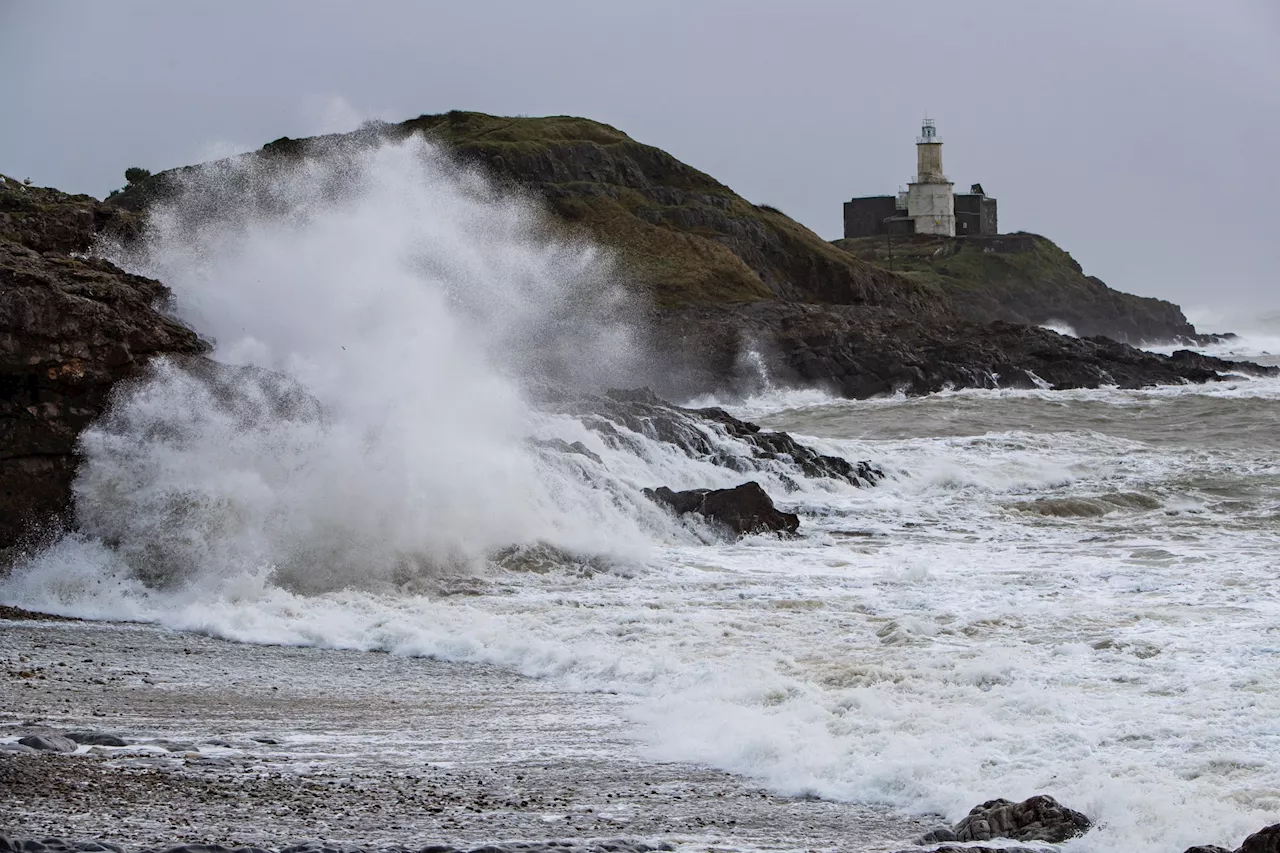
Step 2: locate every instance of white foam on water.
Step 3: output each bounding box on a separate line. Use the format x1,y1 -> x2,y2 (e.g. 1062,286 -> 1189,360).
4,139 -> 1280,853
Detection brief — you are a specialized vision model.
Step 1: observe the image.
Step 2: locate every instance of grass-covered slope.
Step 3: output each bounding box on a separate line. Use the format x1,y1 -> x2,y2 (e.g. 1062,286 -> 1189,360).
110,111 -> 943,316
834,232 -> 1197,344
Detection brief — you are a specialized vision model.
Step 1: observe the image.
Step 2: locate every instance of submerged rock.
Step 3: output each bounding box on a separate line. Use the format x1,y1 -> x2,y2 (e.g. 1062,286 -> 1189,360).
645,481 -> 800,535
16,734 -> 77,753
65,732 -> 128,747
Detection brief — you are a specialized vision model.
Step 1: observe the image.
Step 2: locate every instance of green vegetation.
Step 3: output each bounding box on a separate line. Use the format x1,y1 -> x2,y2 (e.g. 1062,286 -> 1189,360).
109,111 -> 935,313
124,167 -> 151,185
833,232 -> 1192,341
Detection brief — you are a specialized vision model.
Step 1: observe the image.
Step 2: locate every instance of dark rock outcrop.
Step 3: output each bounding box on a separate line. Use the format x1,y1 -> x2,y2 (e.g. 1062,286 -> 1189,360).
0,176 -> 206,551
645,481 -> 800,535
64,732 -> 128,747
916,795 -> 1091,846
952,795 -> 1091,843
542,387 -> 881,487
16,734 -> 77,753
835,232 -> 1212,345
655,302 -> 1274,400
1239,825 -> 1280,853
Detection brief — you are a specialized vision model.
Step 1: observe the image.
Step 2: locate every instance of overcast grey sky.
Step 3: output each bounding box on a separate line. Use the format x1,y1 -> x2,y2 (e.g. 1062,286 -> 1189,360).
2,0 -> 1277,317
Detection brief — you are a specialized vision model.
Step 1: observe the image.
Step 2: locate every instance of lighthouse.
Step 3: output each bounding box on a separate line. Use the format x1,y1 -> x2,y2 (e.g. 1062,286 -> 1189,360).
905,118 -> 955,236
842,120 -> 996,239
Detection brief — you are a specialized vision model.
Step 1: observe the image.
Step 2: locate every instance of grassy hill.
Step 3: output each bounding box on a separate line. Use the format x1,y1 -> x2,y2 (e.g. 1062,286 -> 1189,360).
111,111 -> 942,317
833,232 -> 1197,343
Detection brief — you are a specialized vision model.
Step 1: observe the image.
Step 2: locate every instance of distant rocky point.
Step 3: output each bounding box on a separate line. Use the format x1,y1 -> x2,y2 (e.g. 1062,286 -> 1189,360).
835,231 -> 1219,345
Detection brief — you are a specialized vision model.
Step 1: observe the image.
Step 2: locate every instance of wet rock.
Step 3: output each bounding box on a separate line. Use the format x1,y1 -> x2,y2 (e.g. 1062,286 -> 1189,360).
65,732 -> 128,747
148,740 -> 199,753
0,841 -> 123,853
0,177 -> 206,549
646,481 -> 800,535
541,387 -> 881,488
655,302 -> 1277,403
530,437 -> 603,465
0,605 -> 78,622
16,734 -> 77,753
491,542 -> 609,575
1181,846 -> 1232,853
1239,825 -> 1280,853
0,743 -> 37,754
952,795 -> 1091,843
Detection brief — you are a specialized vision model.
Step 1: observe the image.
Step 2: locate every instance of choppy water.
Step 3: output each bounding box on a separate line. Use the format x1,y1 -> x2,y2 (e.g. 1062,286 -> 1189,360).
4,138 -> 1280,853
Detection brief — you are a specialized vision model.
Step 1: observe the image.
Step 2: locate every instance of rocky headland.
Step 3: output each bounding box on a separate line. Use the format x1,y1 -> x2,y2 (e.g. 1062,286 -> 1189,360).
2,112 -> 1275,549
106,111 -> 1274,398
835,231 -> 1213,345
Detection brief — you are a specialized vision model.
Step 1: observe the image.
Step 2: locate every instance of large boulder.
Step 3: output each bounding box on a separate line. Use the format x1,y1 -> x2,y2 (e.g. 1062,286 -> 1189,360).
1239,825 -> 1280,853
645,481 -> 799,535
916,795 -> 1092,846
0,176 -> 205,551
16,734 -> 77,753
952,795 -> 1091,843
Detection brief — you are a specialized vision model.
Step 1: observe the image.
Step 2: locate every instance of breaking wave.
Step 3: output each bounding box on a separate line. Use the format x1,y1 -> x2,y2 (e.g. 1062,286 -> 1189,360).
4,138 -> 1280,853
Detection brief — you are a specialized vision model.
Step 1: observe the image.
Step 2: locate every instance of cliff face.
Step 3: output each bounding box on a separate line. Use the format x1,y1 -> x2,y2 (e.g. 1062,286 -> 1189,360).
834,232 -> 1199,344
0,176 -> 205,550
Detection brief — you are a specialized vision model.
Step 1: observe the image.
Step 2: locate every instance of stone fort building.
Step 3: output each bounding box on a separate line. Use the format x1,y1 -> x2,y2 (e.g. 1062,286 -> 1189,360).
844,119 -> 997,238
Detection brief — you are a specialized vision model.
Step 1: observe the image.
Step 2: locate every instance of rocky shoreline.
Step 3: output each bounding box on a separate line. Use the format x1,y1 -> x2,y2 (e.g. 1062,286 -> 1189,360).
2,616 -> 1276,853
3,167 -> 1276,553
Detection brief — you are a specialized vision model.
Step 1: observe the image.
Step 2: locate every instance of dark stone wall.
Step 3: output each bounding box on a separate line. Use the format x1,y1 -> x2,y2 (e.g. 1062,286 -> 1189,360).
982,197 -> 998,235
955,194 -> 998,236
843,196 -> 899,238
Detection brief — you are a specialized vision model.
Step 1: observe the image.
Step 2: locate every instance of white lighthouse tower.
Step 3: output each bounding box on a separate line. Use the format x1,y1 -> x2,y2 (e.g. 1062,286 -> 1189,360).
905,118 -> 955,236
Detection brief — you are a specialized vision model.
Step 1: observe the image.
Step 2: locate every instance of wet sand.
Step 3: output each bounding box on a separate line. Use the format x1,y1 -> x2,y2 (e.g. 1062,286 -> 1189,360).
0,618 -> 930,852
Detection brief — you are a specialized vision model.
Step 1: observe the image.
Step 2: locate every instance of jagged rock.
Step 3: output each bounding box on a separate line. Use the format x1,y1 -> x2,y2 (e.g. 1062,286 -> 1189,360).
543,388 -> 881,488
655,303 -> 1276,401
1181,846 -> 1232,853
1239,825 -> 1280,853
65,732 -> 128,747
16,734 -> 77,753
529,437 -> 603,465
0,176 -> 206,550
645,481 -> 799,535
951,795 -> 1091,844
